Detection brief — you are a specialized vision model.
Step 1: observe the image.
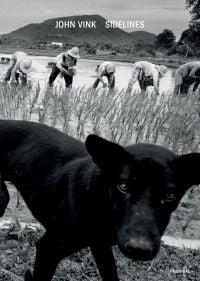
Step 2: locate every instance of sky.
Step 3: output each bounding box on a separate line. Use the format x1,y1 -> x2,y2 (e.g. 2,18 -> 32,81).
0,0 -> 191,39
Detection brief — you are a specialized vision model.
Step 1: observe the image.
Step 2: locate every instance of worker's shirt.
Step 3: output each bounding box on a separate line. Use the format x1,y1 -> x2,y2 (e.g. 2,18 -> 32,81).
176,61 -> 200,78
132,61 -> 159,88
56,52 -> 77,70
97,62 -> 115,78
9,51 -> 27,73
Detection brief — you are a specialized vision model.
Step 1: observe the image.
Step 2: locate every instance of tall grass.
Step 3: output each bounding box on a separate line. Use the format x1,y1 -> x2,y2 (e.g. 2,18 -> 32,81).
0,82 -> 200,155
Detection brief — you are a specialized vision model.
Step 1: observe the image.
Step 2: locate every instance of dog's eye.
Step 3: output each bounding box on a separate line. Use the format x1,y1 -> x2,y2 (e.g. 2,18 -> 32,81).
117,183 -> 129,193
133,177 -> 137,183
165,193 -> 176,202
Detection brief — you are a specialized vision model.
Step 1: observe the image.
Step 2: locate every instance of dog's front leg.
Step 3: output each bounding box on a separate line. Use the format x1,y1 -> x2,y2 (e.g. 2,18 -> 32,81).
0,178 -> 10,217
25,232 -> 62,281
90,243 -> 119,281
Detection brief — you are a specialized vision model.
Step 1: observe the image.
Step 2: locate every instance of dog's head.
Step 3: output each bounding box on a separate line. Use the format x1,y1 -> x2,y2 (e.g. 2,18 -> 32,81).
85,134 -> 200,261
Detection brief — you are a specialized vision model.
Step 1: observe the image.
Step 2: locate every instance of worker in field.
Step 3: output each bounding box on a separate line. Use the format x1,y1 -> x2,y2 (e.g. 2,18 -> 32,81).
130,61 -> 168,94
48,47 -> 80,89
93,61 -> 116,89
174,61 -> 200,95
4,51 -> 32,86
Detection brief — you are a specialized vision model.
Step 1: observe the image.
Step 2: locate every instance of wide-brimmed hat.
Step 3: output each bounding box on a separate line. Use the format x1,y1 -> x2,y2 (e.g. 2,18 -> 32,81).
67,47 -> 80,59
106,63 -> 115,74
20,58 -> 32,73
156,65 -> 168,76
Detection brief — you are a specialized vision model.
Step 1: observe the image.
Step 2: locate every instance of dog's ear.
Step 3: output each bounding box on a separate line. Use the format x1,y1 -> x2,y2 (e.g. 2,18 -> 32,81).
85,134 -> 130,169
170,153 -> 200,186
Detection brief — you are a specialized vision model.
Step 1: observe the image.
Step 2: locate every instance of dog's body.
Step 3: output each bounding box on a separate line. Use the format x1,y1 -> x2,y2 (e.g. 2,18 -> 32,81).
0,120 -> 200,281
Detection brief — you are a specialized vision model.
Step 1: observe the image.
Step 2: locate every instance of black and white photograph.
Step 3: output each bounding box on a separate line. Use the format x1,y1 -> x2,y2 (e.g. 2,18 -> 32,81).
0,0 -> 200,280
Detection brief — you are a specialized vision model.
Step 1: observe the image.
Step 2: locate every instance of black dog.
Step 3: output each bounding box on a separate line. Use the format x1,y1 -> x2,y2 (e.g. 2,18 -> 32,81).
0,120 -> 200,281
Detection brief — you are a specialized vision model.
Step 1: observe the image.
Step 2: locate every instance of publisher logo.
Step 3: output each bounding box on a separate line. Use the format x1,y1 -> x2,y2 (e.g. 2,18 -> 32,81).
170,267 -> 190,274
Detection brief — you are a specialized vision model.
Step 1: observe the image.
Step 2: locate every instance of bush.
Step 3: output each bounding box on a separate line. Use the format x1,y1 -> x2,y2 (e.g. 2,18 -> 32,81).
156,29 -> 176,49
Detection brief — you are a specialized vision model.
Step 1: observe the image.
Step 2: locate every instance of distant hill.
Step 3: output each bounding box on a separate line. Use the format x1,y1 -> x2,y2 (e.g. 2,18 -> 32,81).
7,15 -> 130,44
129,31 -> 156,45
5,15 -> 156,45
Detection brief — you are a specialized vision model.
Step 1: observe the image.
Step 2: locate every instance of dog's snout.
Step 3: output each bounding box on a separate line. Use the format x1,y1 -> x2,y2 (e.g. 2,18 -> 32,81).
125,238 -> 155,260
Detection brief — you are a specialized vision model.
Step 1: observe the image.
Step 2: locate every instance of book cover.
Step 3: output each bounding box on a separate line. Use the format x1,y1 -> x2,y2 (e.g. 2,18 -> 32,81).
0,1 -> 200,281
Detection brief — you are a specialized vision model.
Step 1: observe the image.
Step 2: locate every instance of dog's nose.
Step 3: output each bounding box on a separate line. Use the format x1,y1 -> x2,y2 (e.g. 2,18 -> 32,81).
125,238 -> 155,260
